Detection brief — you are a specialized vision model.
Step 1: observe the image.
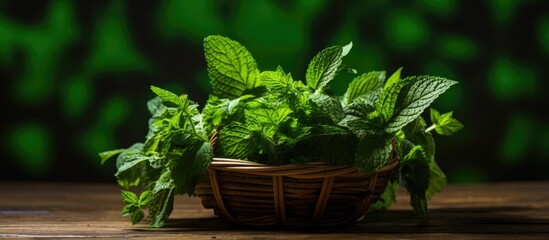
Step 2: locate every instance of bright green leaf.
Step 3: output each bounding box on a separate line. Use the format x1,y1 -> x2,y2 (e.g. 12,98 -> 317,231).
343,71 -> 386,105
151,85 -> 186,108
384,67 -> 403,89
204,35 -> 260,99
430,108 -> 464,136
306,42 -> 352,92
139,191 -> 154,207
99,149 -> 125,165
121,190 -> 139,205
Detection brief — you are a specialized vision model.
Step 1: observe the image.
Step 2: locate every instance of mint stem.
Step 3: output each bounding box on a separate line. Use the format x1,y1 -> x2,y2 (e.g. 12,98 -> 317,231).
425,124 -> 436,133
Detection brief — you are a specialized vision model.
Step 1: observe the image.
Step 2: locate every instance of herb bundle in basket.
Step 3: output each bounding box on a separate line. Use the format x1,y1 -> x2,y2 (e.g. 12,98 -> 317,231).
100,35 -> 463,228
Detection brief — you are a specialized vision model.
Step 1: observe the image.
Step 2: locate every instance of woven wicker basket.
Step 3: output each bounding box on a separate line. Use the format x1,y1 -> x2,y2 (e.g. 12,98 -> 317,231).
194,155 -> 398,228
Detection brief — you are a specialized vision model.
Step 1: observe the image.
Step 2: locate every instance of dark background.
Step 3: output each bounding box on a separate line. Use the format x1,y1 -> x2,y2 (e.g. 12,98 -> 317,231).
1,0 -> 548,183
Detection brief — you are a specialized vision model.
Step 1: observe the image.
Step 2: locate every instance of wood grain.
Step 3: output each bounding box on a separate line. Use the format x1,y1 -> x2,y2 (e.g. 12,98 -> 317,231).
0,182 -> 548,239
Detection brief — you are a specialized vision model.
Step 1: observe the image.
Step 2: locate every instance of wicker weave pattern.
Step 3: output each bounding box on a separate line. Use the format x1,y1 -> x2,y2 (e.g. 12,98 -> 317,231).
195,158 -> 398,228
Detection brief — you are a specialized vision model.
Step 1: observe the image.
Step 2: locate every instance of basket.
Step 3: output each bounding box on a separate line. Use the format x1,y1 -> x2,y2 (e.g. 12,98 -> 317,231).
194,155 -> 398,228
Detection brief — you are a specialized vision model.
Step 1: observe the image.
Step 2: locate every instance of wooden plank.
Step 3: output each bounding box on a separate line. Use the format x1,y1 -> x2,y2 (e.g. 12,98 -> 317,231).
0,182 -> 548,239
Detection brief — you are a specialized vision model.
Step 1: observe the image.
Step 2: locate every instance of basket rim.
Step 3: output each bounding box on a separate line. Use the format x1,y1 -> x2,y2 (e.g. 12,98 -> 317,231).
208,157 -> 399,178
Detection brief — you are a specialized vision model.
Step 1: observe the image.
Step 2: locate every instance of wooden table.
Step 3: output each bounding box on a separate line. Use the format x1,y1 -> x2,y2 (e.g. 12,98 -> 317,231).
1,182 -> 548,239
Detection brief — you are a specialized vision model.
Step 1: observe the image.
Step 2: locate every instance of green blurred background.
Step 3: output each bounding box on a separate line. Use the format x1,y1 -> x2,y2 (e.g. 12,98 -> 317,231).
1,0 -> 548,183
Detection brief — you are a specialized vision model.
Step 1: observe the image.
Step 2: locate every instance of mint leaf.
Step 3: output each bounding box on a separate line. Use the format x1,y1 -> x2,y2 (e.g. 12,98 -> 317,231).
261,66 -> 296,94
148,188 -> 174,228
343,71 -> 386,105
168,142 -> 214,195
120,190 -> 147,225
308,93 -> 344,124
114,143 -> 150,188
426,160 -> 446,200
294,125 -> 356,165
355,133 -> 393,173
306,42 -> 352,92
249,106 -> 293,128
342,41 -> 353,56
193,142 -> 214,173
219,122 -> 259,160
430,108 -> 464,136
153,169 -> 175,194
151,85 -> 187,108
377,78 -> 408,122
121,190 -> 139,205
202,95 -> 251,131
130,209 -> 145,225
204,35 -> 260,99
342,98 -> 384,133
139,191 -> 154,207
385,76 -> 457,133
99,149 -> 125,165
401,117 -> 435,158
399,145 -> 431,221
147,97 -> 164,117
384,67 -> 403,89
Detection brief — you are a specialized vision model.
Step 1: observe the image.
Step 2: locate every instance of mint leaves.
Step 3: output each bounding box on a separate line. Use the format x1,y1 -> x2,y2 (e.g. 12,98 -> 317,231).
100,35 -> 462,227
343,71 -> 386,105
204,35 -> 260,99
384,76 -> 457,133
121,190 -> 153,225
428,108 -> 464,136
306,42 -> 352,92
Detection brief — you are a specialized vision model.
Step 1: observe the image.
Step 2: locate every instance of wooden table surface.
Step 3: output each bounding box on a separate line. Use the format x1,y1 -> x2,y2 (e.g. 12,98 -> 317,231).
0,182 -> 548,239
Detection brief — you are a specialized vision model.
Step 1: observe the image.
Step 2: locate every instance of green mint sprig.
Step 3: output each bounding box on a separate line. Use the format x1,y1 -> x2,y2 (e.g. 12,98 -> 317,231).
100,35 -> 462,227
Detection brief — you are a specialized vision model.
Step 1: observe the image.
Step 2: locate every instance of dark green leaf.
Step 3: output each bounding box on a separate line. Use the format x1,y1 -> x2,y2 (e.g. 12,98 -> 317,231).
294,125 -> 356,165
204,35 -> 260,99
399,145 -> 431,221
130,209 -> 145,225
355,133 -> 393,173
192,142 -> 214,178
385,76 -> 457,133
148,188 -> 174,228
219,122 -> 259,160
308,93 -> 344,124
426,160 -> 446,200
342,100 -> 384,134
171,142 -> 213,195
377,78 -> 408,122
410,193 -> 429,222
121,204 -> 138,217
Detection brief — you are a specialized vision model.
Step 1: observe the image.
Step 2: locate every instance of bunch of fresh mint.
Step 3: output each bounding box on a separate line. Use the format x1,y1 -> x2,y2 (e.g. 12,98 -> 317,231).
100,35 -> 463,227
